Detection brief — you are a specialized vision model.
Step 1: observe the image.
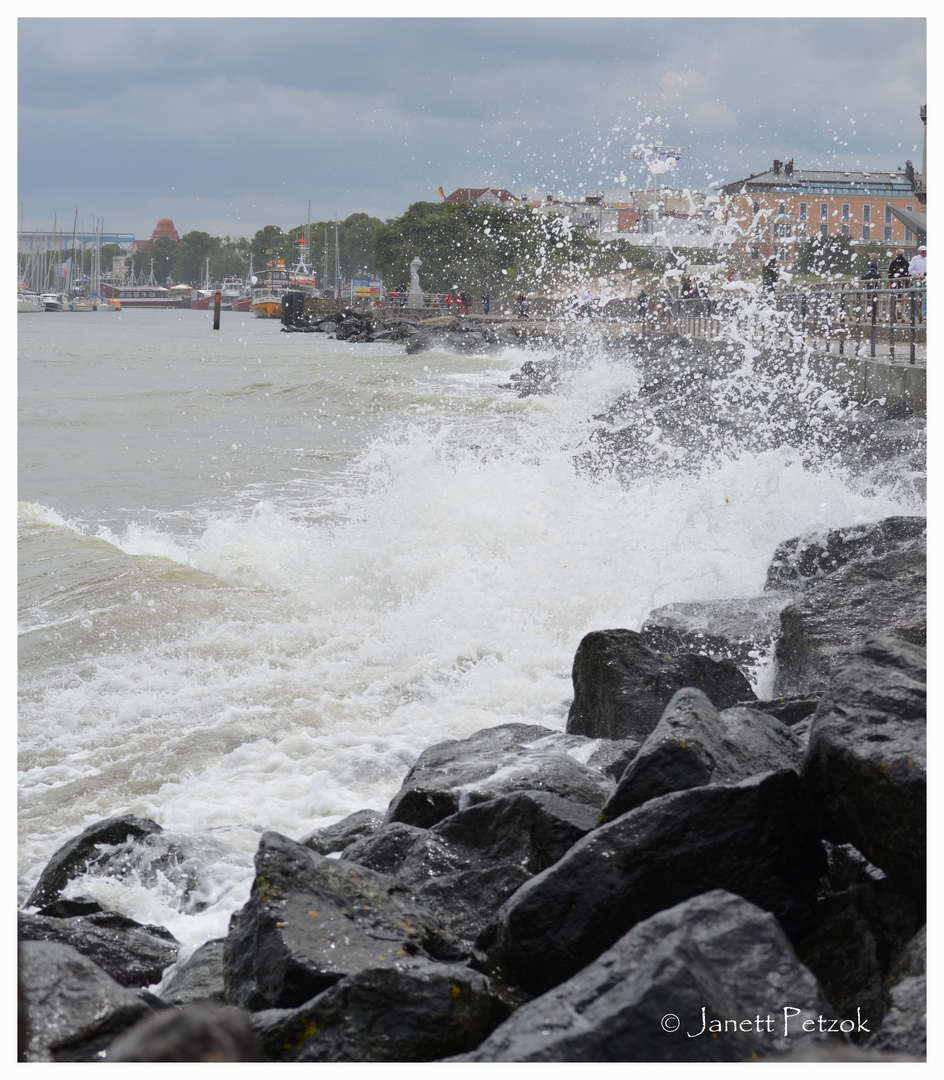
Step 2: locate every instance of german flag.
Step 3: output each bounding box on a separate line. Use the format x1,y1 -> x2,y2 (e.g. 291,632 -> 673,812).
437,187 -> 445,199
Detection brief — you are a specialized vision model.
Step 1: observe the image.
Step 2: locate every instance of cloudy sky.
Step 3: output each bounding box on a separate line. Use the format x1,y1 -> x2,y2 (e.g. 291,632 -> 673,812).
17,11 -> 926,243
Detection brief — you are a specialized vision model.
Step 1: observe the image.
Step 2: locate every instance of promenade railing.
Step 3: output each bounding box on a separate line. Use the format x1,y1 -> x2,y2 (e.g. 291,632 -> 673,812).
670,281 -> 925,365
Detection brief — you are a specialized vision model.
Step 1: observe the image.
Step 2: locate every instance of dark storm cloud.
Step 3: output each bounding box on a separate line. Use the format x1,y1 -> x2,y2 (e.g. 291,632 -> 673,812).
17,16 -> 926,241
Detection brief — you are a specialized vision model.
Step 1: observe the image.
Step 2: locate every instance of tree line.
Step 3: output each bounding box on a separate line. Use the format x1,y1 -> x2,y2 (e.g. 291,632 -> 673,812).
71,201 -> 850,297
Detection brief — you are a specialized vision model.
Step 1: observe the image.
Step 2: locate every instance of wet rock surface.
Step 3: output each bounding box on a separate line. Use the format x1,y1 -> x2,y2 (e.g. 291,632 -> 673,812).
19,507 -> 925,1061
484,769 -> 826,994
383,722 -> 614,828
18,908 -> 179,989
801,636 -> 926,892
456,891 -> 837,1062
18,940 -> 158,1062
773,544 -> 926,696
599,688 -> 803,821
566,628 -> 755,741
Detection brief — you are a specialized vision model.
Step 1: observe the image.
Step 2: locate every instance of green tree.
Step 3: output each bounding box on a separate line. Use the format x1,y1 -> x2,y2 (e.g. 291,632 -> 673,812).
795,234 -> 858,278
148,235 -> 180,285
176,231 -> 222,285
251,225 -> 290,269
373,201 -> 600,300
100,244 -> 124,277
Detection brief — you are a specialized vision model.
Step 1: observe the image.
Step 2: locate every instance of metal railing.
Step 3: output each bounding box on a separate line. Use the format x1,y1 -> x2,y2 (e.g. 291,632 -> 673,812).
670,281 -> 926,364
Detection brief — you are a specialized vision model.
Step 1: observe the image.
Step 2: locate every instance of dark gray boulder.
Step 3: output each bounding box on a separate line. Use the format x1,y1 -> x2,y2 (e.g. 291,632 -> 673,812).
458,890 -> 837,1061
341,820 -> 429,875
794,843 -> 924,1025
867,925 -> 926,1058
25,816 -> 242,917
25,815 -> 163,909
251,962 -> 494,1062
485,769 -> 826,994
158,939 -> 227,1006
383,723 -> 613,829
641,592 -> 791,673
106,1001 -> 261,1061
801,636 -> 926,893
600,688 -> 804,821
18,940 -> 156,1062
585,737 -> 641,779
744,694 -> 821,726
765,516 -> 926,593
300,809 -> 383,855
223,831 -> 465,1011
18,909 -> 179,989
347,791 -> 600,947
565,629 -> 756,742
773,545 -> 926,697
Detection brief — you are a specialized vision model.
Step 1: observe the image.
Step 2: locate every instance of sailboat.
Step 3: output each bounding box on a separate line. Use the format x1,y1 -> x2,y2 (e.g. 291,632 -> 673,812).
191,259 -> 216,310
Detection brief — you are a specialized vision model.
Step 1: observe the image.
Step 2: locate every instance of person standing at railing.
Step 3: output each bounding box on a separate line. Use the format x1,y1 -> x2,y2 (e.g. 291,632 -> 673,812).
888,248 -> 910,319
762,256 -> 779,300
862,252 -> 881,318
908,245 -> 926,323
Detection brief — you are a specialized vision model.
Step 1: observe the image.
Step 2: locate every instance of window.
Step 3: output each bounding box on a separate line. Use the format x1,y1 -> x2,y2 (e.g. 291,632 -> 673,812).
799,203 -> 808,220
842,203 -> 850,221
862,225 -> 871,240
884,225 -> 893,241
905,227 -> 914,242
885,206 -> 893,223
750,246 -> 760,260
752,201 -> 760,214
777,202 -> 786,215
798,224 -> 808,240
820,223 -> 828,237
774,222 -> 793,238
820,203 -> 828,221
841,224 -> 850,236
863,205 -> 871,223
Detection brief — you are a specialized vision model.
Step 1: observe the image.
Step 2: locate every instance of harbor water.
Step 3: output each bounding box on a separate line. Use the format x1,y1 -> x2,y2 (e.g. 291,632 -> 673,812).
17,307 -> 923,963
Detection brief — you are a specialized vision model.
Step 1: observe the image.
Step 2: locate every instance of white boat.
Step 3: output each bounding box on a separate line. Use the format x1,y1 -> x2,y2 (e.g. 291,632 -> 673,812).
17,289 -> 44,313
220,277 -> 250,310
40,292 -> 68,311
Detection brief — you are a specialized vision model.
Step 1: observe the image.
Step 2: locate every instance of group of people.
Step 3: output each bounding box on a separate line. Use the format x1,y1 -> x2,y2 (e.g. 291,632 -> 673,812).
863,244 -> 927,322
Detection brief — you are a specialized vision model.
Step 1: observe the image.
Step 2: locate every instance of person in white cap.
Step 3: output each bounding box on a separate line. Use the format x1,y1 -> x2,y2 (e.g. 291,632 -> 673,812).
909,244 -> 927,323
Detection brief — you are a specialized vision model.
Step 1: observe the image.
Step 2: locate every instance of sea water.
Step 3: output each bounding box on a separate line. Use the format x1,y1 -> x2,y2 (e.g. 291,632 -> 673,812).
17,307 -> 922,957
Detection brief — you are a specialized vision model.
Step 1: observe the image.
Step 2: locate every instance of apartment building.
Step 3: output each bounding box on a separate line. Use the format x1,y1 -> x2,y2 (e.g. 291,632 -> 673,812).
719,158 -> 924,266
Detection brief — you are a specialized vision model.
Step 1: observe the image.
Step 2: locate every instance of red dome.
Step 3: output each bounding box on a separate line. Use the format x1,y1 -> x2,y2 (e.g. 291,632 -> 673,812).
151,218 -> 180,241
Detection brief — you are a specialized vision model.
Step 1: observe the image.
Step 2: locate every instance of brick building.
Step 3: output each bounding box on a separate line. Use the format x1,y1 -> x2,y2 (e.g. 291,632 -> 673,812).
720,158 -> 924,267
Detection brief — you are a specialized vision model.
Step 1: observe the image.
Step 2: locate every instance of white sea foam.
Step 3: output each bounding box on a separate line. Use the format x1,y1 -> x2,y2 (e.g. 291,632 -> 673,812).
18,314 -> 923,945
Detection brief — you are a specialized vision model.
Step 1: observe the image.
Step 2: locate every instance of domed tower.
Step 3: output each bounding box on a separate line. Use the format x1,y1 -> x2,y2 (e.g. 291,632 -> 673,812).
150,218 -> 180,241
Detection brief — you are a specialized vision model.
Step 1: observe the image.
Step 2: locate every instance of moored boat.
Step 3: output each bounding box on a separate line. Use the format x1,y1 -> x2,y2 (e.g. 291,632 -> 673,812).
251,259 -> 291,319
220,277 -> 250,310
17,288 -> 44,313
99,281 -> 184,309
40,292 -> 68,311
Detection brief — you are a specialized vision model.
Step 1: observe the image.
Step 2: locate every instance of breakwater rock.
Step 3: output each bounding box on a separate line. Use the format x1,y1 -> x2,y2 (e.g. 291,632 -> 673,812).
18,515 -> 925,1062
280,296 -> 543,354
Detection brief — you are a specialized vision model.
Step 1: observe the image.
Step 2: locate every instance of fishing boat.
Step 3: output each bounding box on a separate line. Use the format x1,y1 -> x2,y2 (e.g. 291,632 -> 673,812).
250,258 -> 291,318
190,260 -> 216,310
220,277 -> 251,310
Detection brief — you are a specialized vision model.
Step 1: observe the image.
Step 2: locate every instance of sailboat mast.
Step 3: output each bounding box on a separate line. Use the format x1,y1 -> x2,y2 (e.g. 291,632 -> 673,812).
69,208 -> 78,295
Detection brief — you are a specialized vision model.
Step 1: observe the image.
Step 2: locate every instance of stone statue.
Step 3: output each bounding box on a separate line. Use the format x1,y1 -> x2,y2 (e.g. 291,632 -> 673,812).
406,257 -> 424,308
